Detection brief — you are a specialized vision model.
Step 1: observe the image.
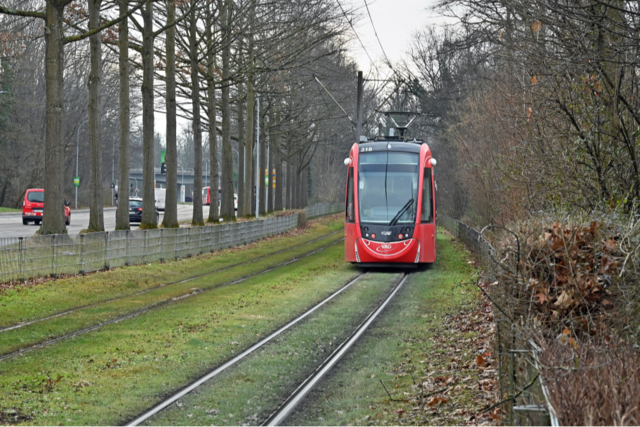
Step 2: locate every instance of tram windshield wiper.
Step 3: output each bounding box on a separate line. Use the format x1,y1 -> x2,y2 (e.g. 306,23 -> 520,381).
388,198 -> 414,226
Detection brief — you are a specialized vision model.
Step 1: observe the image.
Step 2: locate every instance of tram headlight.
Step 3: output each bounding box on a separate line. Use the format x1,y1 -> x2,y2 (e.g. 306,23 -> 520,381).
430,158 -> 437,166
344,158 -> 352,166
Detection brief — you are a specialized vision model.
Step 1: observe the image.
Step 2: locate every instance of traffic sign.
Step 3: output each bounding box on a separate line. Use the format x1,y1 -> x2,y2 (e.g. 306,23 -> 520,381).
74,176 -> 80,187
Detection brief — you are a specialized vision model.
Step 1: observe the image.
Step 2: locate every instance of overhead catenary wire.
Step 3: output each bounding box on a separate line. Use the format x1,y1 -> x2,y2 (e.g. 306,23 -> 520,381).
362,0 -> 393,70
335,0 -> 382,77
362,0 -> 411,87
313,74 -> 356,127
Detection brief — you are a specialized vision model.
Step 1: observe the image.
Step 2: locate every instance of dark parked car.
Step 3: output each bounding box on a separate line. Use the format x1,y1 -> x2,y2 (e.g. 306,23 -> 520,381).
117,197 -> 159,223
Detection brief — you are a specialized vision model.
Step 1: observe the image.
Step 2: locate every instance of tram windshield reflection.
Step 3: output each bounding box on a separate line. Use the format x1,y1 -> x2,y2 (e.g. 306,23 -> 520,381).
358,152 -> 419,224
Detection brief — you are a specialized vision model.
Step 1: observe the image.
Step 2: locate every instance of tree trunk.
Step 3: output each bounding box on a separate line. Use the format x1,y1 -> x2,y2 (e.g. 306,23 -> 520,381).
237,85 -> 245,217
220,0 -> 234,221
190,3 -> 203,226
267,114 -> 274,213
116,0 -> 131,230
162,0 -> 178,228
87,0 -> 104,232
286,154 -> 292,210
274,114 -> 282,211
243,5 -> 255,218
294,160 -> 300,209
41,2 -> 66,235
259,111 -> 266,215
206,1 -> 219,223
140,1 -> 156,228
302,165 -> 308,208
251,146 -> 256,214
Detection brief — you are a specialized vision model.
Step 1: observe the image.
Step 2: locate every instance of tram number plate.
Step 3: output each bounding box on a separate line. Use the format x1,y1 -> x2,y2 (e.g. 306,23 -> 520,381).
360,147 -> 372,152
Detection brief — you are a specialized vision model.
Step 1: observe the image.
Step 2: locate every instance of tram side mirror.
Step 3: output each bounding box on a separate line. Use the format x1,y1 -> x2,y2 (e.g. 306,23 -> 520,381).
344,158 -> 352,166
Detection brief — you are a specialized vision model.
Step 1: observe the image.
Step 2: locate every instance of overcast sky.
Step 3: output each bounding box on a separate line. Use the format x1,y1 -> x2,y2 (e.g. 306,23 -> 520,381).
343,0 -> 446,75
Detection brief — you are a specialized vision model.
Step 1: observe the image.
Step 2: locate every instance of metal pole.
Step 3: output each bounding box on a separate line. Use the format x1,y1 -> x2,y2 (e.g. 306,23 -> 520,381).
356,71 -> 364,141
181,165 -> 184,201
76,119 -> 88,209
112,141 -> 115,206
256,96 -> 260,219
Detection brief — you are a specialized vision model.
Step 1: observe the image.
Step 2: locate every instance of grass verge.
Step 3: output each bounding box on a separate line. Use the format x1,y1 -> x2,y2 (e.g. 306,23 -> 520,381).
0,215 -> 343,329
0,241 -> 361,425
0,231 -> 344,356
0,207 -> 20,213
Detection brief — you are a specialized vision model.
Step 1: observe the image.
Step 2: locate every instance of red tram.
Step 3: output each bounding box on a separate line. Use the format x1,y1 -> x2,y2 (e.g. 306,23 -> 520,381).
344,132 -> 436,267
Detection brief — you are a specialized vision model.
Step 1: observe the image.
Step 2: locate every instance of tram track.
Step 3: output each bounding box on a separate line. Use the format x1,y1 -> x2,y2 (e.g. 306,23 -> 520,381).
264,273 -> 410,426
126,272 -> 411,427
125,272 -> 368,426
0,234 -> 345,363
0,228 -> 342,335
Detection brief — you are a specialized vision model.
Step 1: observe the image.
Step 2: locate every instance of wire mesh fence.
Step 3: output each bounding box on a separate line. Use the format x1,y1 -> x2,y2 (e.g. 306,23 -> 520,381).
0,203 -> 343,284
440,215 -> 558,426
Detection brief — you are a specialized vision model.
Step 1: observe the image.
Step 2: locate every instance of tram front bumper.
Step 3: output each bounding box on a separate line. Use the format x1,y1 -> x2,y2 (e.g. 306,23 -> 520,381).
356,238 -> 419,263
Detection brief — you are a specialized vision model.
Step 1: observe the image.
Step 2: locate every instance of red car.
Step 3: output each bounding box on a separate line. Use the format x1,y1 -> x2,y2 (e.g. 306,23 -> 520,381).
22,188 -> 71,226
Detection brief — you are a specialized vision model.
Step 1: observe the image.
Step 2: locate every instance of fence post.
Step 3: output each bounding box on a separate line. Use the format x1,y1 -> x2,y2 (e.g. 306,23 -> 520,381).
19,237 -> 25,281
51,235 -> 56,277
143,230 -> 148,264
124,230 -> 129,266
104,232 -> 109,270
79,234 -> 85,273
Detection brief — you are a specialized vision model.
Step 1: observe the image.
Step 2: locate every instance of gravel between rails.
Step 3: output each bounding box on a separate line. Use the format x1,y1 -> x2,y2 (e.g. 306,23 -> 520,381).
0,229 -> 342,334
0,236 -> 345,363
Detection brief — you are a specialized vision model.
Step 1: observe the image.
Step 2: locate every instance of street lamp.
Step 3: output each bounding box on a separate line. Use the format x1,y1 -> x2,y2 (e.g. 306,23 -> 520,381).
75,119 -> 88,209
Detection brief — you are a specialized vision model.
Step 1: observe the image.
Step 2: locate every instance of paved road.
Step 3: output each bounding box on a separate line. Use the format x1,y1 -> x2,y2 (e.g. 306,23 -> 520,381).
0,205 -> 211,239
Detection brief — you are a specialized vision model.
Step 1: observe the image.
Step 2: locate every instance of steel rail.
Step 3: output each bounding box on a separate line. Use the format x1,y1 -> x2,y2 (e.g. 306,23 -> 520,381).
0,229 -> 342,334
125,272 -> 367,426
0,237 -> 345,363
263,273 -> 411,426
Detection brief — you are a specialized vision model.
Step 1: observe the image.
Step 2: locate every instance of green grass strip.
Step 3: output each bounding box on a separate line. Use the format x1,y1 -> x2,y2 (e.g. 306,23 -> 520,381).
0,242 -> 362,426
0,231 -> 344,357
0,217 -> 343,329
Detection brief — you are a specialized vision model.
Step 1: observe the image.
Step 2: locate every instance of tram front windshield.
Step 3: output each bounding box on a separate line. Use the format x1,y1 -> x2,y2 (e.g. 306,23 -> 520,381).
358,152 -> 419,224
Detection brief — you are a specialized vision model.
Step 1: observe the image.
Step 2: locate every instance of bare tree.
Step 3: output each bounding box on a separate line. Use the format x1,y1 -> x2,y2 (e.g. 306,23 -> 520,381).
116,0 -> 131,230
188,0 -> 204,226
87,0 -> 104,232
205,1 -> 219,223
161,0 -> 179,228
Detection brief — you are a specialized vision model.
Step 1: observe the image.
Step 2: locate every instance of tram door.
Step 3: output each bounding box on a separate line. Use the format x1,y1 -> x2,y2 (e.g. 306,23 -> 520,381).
345,167 -> 358,261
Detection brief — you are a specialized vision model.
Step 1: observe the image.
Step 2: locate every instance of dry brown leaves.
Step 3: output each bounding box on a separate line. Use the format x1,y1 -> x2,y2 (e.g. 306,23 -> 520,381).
388,281 -> 500,426
513,221 -> 623,336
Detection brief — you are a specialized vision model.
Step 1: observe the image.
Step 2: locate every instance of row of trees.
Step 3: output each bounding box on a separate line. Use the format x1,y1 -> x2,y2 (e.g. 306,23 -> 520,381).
0,0 -> 360,234
397,0 -> 640,227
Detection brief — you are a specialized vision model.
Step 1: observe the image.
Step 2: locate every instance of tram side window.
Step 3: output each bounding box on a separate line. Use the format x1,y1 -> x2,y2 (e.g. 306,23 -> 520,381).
346,167 -> 355,223
421,168 -> 433,223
